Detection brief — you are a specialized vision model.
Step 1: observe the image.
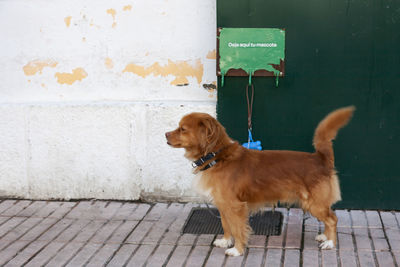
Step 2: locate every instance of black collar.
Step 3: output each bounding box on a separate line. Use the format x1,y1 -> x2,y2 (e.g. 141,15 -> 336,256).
192,152 -> 219,171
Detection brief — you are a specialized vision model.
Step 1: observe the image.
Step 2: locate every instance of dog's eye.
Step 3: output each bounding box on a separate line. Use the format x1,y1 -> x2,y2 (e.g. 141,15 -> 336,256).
180,127 -> 186,132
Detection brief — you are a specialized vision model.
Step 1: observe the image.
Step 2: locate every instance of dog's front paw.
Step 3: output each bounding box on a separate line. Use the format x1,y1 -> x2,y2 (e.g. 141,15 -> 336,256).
213,238 -> 233,248
225,247 -> 242,256
315,234 -> 327,242
320,240 -> 335,249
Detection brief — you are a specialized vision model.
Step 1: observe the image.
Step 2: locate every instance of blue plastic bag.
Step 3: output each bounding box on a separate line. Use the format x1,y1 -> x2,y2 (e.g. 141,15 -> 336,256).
242,130 -> 262,150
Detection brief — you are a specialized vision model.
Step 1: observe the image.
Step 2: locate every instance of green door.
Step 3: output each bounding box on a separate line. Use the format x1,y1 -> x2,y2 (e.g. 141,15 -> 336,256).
217,0 -> 400,209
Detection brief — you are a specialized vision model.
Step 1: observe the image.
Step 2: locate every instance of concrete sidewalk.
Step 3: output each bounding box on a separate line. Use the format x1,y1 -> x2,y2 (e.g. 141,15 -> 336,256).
0,200 -> 399,266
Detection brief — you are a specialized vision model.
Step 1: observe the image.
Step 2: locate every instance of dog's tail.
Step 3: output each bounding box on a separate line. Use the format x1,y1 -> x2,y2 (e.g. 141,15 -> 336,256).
313,106 -> 355,168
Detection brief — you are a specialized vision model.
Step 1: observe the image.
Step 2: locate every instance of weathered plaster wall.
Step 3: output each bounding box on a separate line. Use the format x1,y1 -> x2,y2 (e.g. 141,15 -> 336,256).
0,0 -> 217,200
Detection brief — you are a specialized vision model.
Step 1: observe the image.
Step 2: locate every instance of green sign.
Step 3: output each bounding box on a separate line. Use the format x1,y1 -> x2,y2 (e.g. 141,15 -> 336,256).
218,28 -> 285,85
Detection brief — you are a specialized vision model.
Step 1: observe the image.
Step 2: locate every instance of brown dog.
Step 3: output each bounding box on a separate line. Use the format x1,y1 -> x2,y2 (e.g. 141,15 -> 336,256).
165,106 -> 354,256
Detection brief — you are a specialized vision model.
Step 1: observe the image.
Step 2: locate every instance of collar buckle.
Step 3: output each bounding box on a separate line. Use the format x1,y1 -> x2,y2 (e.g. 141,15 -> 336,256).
192,151 -> 218,170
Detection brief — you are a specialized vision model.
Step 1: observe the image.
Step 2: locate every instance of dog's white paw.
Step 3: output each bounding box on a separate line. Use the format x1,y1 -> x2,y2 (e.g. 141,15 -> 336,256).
213,238 -> 233,248
320,240 -> 335,249
315,234 -> 327,242
225,247 -> 242,256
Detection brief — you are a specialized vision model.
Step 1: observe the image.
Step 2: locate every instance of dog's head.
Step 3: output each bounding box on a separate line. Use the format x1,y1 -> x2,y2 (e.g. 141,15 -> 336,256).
165,112 -> 229,159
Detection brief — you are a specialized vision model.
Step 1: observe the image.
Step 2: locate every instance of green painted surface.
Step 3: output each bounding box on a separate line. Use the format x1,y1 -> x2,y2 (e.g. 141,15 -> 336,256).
219,28 -> 285,77
217,0 -> 400,209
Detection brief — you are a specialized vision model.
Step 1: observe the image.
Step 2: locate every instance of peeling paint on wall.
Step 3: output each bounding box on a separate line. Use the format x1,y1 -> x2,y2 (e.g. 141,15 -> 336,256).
203,82 -> 217,98
206,49 -> 216,59
105,58 -> 114,69
64,16 -> 72,27
202,83 -> 217,90
123,5 -> 132,11
54,68 -> 88,85
0,0 -> 217,201
123,59 -> 204,86
23,60 -> 58,76
107,8 -> 117,28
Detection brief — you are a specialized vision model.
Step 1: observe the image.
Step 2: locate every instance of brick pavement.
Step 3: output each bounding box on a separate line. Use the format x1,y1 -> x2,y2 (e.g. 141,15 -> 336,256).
0,199 -> 399,266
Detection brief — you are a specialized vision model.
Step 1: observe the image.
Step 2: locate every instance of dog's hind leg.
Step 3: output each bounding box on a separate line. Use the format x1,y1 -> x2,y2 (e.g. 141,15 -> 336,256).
309,205 -> 338,249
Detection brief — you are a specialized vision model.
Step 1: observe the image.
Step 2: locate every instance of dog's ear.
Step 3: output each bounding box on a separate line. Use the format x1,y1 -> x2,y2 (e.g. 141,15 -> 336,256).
200,117 -> 221,154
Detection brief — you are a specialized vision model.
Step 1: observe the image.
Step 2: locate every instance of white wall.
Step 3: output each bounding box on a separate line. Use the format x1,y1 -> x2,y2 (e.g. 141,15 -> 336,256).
0,0 -> 217,201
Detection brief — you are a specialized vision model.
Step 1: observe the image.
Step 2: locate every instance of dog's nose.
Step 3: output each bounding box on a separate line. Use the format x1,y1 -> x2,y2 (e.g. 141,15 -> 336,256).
165,132 -> 171,138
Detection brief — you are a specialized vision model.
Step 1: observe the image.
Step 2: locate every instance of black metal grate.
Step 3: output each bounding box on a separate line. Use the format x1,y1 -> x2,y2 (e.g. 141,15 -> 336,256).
182,208 -> 282,235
